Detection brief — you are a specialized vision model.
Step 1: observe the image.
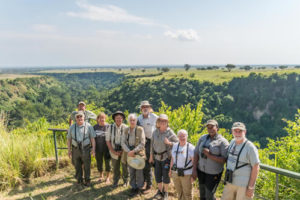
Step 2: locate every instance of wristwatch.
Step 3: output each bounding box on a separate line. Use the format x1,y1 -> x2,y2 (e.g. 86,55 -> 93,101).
247,185 -> 255,190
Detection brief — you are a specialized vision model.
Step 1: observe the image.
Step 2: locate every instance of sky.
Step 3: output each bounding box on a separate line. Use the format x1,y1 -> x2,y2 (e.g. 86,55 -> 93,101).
0,0 -> 300,67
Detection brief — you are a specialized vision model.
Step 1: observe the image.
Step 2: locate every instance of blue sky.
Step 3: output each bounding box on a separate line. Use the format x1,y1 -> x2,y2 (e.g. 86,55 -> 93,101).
0,0 -> 300,67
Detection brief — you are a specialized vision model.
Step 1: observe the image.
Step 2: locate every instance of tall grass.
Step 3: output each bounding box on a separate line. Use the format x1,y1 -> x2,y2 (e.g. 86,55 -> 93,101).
0,117 -> 67,190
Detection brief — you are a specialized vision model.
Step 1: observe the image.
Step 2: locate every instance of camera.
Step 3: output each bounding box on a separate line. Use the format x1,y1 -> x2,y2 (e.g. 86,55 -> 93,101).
164,159 -> 170,170
171,164 -> 177,171
114,144 -> 122,152
224,169 -> 233,184
177,168 -> 185,176
129,145 -> 135,151
201,145 -> 209,159
77,142 -> 82,150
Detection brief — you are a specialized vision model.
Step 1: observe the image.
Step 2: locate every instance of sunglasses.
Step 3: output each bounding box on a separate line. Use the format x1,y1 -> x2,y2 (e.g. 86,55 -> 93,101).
76,115 -> 83,118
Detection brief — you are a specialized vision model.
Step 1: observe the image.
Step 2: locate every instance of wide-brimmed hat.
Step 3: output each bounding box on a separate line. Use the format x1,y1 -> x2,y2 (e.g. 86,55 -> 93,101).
157,114 -> 169,121
127,155 -> 145,170
206,119 -> 218,127
78,101 -> 86,106
232,122 -> 246,130
75,111 -> 85,118
112,111 -> 125,120
139,100 -> 152,108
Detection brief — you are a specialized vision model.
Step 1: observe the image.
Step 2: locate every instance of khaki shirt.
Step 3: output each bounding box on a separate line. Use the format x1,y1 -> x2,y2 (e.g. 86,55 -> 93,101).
67,122 -> 96,148
121,126 -> 145,154
150,128 -> 178,161
195,133 -> 229,174
105,123 -> 128,160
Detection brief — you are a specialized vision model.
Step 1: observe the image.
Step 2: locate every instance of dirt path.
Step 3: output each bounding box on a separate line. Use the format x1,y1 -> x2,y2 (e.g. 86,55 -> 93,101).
1,165 -> 201,200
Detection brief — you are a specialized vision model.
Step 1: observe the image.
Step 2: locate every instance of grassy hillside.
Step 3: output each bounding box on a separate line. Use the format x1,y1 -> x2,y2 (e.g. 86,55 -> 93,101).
38,67 -> 300,84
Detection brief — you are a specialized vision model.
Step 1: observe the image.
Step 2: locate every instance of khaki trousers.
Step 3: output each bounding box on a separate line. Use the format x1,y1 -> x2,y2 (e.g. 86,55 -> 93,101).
221,183 -> 253,200
172,172 -> 193,200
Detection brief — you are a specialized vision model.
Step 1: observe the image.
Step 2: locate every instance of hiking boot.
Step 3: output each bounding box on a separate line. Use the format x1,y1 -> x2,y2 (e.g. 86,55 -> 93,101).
77,179 -> 83,185
129,188 -> 138,197
123,181 -> 129,187
154,190 -> 163,199
112,183 -> 118,188
84,180 -> 91,187
163,192 -> 168,200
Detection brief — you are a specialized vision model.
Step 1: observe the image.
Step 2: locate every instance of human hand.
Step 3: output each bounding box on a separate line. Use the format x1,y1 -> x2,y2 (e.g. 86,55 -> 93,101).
246,188 -> 254,198
91,149 -> 96,157
192,168 -> 197,180
202,148 -> 210,156
128,150 -> 135,157
149,156 -> 154,164
164,137 -> 171,145
68,150 -> 72,159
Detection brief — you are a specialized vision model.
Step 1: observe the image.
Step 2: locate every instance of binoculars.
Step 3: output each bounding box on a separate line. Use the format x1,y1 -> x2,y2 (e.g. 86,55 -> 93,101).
224,169 -> 233,184
114,144 -> 122,152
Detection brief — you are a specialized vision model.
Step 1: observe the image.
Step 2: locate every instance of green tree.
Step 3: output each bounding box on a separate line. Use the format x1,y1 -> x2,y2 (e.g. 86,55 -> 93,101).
279,65 -> 288,70
184,64 -> 191,71
225,64 -> 236,72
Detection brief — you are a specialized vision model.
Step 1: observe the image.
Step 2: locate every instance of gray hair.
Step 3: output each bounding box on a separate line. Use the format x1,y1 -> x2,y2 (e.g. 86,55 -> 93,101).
177,129 -> 188,137
128,113 -> 137,121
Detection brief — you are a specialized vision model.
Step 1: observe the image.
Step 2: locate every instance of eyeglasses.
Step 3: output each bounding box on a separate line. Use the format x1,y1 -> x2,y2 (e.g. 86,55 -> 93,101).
206,125 -> 215,129
76,115 -> 83,118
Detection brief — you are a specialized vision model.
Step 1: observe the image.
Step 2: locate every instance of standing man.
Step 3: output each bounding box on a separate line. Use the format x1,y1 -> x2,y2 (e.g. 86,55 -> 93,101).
69,101 -> 97,126
192,119 -> 229,200
105,111 -> 129,188
67,111 -> 96,186
221,122 -> 260,200
137,100 -> 158,193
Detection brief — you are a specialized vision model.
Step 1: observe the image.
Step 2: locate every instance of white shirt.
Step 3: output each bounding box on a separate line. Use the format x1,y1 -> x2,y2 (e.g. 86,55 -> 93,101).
137,113 -> 158,139
171,142 -> 195,175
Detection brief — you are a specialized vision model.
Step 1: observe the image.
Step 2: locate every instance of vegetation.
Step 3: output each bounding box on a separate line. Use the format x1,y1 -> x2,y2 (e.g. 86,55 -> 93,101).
0,117 -> 68,190
225,64 -> 236,72
101,73 -> 300,146
1,100 -> 299,199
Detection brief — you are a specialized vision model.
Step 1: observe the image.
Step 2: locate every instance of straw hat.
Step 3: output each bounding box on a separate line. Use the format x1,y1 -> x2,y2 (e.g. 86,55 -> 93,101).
127,155 -> 145,170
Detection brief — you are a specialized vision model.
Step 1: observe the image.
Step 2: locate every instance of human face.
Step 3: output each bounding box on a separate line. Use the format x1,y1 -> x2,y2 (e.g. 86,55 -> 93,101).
232,128 -> 246,142
158,120 -> 168,131
114,115 -> 123,127
76,115 -> 84,125
178,133 -> 187,145
78,103 -> 86,111
97,115 -> 106,126
141,106 -> 150,116
129,117 -> 137,128
206,125 -> 218,136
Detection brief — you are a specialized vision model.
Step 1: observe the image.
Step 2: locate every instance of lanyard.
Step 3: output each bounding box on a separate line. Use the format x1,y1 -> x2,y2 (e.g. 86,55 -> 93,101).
74,123 -> 86,142
175,143 -> 190,168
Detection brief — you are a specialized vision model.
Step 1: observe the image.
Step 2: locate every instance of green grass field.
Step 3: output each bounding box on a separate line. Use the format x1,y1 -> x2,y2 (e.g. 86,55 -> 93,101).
0,74 -> 40,80
39,67 -> 300,84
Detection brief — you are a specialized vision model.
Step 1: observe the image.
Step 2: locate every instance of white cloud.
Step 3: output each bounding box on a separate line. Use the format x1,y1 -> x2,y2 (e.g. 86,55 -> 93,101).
32,24 -> 57,33
67,1 -> 156,26
164,29 -> 200,42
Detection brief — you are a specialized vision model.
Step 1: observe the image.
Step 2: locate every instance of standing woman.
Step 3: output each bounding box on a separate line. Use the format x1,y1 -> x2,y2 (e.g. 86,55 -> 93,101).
94,112 -> 111,183
121,113 -> 146,196
169,129 -> 195,200
149,114 -> 178,200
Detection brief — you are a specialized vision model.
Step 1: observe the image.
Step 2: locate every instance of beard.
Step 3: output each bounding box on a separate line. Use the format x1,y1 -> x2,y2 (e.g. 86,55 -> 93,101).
234,135 -> 245,142
142,110 -> 149,115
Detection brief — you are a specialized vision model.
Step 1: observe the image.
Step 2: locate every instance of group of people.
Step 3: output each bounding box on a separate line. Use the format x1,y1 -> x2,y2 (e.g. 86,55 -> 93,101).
67,100 -> 260,200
